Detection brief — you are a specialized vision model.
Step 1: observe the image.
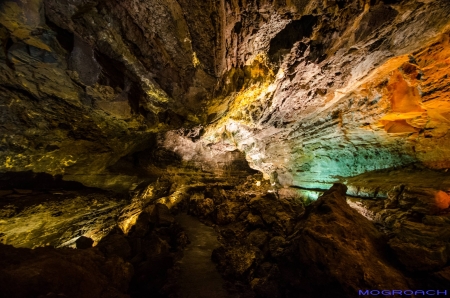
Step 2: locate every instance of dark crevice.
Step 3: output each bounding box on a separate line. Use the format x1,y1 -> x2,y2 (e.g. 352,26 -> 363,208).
0,171 -> 94,191
45,17 -> 74,54
268,15 -> 318,62
94,50 -> 126,90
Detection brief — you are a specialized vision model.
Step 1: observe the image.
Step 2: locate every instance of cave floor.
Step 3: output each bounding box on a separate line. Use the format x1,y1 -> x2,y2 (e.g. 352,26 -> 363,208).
175,213 -> 233,298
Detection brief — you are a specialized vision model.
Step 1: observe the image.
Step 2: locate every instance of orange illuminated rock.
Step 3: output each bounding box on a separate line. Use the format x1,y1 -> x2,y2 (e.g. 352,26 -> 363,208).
435,190 -> 450,210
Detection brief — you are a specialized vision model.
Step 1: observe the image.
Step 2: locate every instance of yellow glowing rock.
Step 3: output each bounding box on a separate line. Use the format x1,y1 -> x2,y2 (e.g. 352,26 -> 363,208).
386,70 -> 424,113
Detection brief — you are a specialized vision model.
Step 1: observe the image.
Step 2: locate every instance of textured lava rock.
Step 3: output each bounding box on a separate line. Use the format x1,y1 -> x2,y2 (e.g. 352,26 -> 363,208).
212,244 -> 264,281
160,0 -> 450,193
0,188 -> 127,248
0,243 -> 133,298
0,0 -> 220,190
344,172 -> 450,274
3,0 -> 450,196
280,183 -> 410,297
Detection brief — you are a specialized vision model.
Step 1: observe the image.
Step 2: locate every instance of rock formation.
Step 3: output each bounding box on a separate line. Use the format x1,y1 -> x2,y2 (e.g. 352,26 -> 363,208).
1,0 -> 450,297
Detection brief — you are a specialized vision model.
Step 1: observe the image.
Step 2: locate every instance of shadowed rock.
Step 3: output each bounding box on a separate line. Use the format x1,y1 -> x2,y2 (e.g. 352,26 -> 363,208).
280,183 -> 410,297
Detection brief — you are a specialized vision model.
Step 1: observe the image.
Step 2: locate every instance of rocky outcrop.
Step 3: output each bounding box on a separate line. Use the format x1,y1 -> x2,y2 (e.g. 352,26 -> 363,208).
1,0 -> 450,295
0,0 -> 222,190
0,201 -> 189,298
281,184 -> 410,297
207,182 -> 450,297
0,243 -> 133,298
2,0 -> 450,194
345,171 -> 450,277
0,183 -> 127,248
160,0 -> 450,192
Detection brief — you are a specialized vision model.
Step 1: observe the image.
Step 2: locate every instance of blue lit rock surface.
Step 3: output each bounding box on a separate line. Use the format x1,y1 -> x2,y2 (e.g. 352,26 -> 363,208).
2,0 -> 450,193
161,0 -> 450,192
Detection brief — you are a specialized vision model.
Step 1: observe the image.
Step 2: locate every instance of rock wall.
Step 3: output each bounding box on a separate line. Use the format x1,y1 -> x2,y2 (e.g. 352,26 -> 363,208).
2,0 -> 450,193
0,0 -> 222,190
186,0 -> 450,190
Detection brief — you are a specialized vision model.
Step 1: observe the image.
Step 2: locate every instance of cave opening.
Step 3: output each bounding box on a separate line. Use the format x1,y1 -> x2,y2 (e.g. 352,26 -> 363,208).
1,0 -> 450,297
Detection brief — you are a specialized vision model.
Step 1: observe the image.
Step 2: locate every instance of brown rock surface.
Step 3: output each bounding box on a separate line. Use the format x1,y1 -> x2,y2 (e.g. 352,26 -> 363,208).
159,0 -> 450,193
1,0 -> 450,296
0,244 -> 133,298
280,184 -> 410,297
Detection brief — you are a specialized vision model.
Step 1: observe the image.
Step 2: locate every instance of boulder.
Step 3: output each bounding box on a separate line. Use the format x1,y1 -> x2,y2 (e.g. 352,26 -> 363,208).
188,193 -> 215,218
388,220 -> 450,271
246,213 -> 265,228
97,233 -> 131,259
212,245 -> 263,280
246,229 -> 269,249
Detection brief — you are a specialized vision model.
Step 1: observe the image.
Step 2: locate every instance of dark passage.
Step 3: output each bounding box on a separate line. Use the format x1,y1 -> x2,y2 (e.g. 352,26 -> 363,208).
176,213 -> 232,298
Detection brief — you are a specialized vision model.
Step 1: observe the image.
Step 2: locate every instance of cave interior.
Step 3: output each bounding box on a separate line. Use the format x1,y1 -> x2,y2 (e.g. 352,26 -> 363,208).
1,0 -> 450,297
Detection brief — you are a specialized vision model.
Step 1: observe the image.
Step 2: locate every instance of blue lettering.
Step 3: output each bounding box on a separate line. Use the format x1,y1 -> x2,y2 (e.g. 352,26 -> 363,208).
370,290 -> 381,295
392,290 -> 403,295
415,290 -> 425,295
359,290 -> 370,295
382,290 -> 392,295
437,290 -> 448,296
426,291 -> 436,296
404,290 -> 414,296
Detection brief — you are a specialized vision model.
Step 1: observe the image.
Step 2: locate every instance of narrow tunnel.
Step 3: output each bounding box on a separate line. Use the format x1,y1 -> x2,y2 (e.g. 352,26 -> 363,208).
1,0 -> 450,297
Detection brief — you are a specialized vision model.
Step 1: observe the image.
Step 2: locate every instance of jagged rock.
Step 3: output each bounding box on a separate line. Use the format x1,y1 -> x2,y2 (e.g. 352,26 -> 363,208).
250,276 -> 281,298
246,229 -> 269,249
2,0 -> 450,295
215,201 -> 244,225
142,233 -> 171,260
212,245 -> 263,281
246,213 -> 265,228
97,233 -> 132,260
152,204 -> 175,226
389,237 -> 448,272
282,183 -> 410,297
248,193 -> 302,236
188,193 -> 215,218
103,256 -> 135,293
0,244 -> 132,298
388,220 -> 450,272
268,236 -> 286,259
117,180 -> 171,235
398,187 -> 450,215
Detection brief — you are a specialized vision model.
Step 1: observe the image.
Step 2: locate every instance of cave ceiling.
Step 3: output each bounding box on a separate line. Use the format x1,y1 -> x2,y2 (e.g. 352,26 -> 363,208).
2,1 -> 450,295
0,0 -> 450,192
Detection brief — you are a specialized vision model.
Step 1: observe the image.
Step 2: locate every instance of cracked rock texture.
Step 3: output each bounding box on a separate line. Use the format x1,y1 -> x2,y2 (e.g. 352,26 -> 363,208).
0,0 -> 220,190
2,0 -> 450,194
166,0 -> 450,192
